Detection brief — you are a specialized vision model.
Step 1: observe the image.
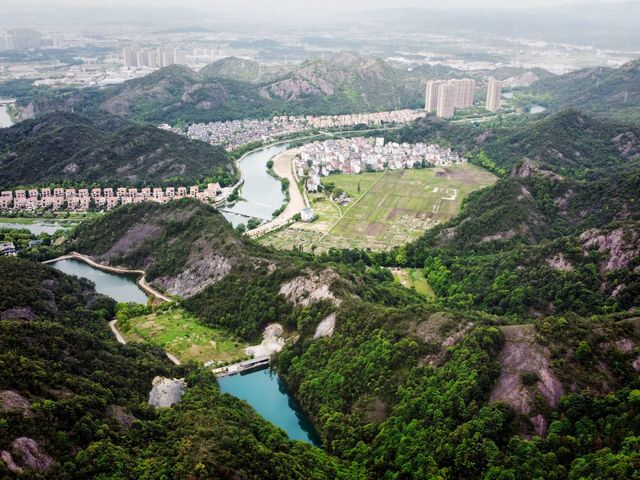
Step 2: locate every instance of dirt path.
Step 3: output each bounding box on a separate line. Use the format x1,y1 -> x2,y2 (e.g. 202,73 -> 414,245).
108,319 -> 180,365
317,169 -> 388,244
109,320 -> 126,345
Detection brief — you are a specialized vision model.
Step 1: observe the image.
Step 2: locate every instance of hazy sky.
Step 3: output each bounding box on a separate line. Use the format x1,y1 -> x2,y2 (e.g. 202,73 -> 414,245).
17,0 -> 635,9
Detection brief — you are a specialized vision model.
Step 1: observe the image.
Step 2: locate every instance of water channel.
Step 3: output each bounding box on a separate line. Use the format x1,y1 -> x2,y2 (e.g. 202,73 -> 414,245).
221,143 -> 290,227
0,220 -> 73,235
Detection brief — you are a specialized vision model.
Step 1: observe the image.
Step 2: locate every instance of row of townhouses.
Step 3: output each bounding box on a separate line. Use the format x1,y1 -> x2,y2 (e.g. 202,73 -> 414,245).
0,183 -> 220,211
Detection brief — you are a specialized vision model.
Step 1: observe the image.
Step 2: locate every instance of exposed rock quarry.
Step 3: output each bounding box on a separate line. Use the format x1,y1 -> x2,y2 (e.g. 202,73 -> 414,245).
314,313 -> 336,339
245,323 -> 285,357
0,390 -> 30,417
581,227 -> 640,273
279,269 -> 341,307
1,438 -> 54,474
148,377 -> 187,408
490,325 -> 563,436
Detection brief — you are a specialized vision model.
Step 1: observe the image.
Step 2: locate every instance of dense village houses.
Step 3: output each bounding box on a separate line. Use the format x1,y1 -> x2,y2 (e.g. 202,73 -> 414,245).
0,183 -> 220,212
296,137 -> 464,191
162,109 -> 426,151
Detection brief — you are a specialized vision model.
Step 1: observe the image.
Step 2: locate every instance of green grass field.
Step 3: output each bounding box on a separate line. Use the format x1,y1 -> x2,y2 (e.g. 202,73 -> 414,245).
120,308 -> 248,365
392,268 -> 435,300
261,163 -> 496,252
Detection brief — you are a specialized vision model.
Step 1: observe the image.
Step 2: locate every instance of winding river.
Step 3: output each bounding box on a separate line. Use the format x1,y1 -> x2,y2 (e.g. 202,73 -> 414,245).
222,143 -> 290,227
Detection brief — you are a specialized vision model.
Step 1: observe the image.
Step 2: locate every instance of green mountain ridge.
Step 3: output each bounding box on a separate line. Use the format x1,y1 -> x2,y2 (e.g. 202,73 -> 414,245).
7,52 -> 553,124
0,111 -> 235,189
394,109 -> 640,180
524,57 -> 640,125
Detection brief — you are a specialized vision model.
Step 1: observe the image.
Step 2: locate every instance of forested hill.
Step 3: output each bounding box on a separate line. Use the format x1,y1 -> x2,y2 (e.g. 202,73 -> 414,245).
0,256 -> 357,479
523,58 -> 640,125
0,111 -> 234,189
60,196 -> 640,478
393,109 -> 640,179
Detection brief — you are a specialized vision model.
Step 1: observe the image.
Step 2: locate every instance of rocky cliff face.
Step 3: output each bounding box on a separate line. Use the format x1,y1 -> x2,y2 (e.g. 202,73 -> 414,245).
148,377 -> 187,408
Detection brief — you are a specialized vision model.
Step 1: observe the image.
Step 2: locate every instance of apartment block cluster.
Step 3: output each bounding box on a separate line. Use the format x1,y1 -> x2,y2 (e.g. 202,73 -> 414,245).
122,46 -> 188,69
297,137 -> 463,192
167,109 -> 426,152
0,183 -> 220,212
425,77 -> 503,118
425,79 -> 476,119
0,28 -> 42,51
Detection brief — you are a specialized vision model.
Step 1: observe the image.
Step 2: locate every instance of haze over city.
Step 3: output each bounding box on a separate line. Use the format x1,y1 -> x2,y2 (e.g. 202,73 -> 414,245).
1,0 -> 640,478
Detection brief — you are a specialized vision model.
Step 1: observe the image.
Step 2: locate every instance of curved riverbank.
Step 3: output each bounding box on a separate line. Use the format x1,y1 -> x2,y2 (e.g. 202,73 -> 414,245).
43,252 -> 174,303
246,148 -> 309,238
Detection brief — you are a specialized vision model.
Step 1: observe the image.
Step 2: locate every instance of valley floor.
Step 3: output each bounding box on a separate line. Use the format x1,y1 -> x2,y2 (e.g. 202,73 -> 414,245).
260,163 -> 496,252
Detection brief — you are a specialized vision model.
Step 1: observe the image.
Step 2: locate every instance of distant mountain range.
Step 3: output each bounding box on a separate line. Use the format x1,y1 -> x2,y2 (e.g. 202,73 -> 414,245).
12,52 -> 550,125
20,53 -> 427,123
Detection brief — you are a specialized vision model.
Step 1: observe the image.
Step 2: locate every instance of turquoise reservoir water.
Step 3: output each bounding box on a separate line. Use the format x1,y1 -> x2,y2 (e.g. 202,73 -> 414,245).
51,258 -> 147,304
218,368 -> 321,446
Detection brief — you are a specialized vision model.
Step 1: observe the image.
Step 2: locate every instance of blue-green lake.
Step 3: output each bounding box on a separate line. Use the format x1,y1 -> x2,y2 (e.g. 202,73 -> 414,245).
218,368 -> 321,446
51,259 -> 147,304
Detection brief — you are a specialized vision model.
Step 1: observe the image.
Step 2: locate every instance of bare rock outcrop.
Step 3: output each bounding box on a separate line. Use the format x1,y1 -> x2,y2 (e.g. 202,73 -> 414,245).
0,307 -> 37,321
415,313 -> 474,366
279,269 -> 341,307
148,377 -> 187,408
547,253 -> 574,272
633,355 -> 640,372
581,227 -> 640,273
245,323 -> 285,357
481,229 -> 516,243
490,325 -> 563,436
1,438 -> 54,474
0,391 -> 30,417
154,252 -> 232,297
314,313 -> 336,339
